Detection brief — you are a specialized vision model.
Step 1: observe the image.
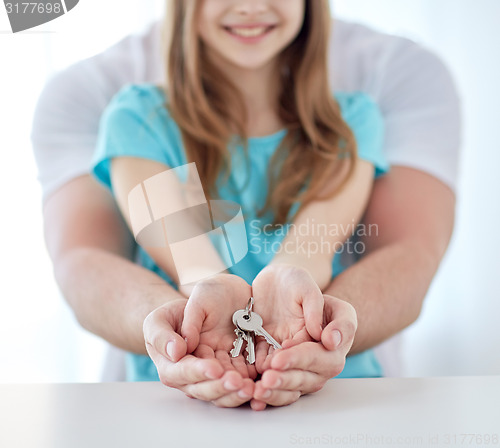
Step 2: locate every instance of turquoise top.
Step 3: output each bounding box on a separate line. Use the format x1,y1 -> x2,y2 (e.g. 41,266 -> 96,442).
92,84 -> 389,381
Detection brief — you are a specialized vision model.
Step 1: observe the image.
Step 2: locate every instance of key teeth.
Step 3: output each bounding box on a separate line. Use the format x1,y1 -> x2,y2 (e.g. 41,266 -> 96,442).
230,329 -> 246,358
245,342 -> 256,364
231,342 -> 243,357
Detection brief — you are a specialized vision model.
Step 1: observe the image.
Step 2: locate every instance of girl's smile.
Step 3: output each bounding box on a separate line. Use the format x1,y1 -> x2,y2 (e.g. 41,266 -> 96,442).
223,23 -> 277,43
198,0 -> 305,71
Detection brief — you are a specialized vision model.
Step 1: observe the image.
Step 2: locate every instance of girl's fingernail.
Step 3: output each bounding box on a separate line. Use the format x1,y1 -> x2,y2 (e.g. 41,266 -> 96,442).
332,330 -> 342,347
283,362 -> 291,370
272,378 -> 282,388
166,341 -> 175,359
262,389 -> 272,398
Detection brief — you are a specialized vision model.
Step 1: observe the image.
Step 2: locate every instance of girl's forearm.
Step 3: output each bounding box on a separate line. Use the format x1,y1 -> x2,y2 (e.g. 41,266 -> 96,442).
269,160 -> 375,290
111,157 -> 230,289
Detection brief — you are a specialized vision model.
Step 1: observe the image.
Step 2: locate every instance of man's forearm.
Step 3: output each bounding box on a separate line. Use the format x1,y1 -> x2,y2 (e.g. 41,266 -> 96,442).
326,167 -> 456,355
55,247 -> 184,354
43,176 -> 185,355
325,238 -> 439,354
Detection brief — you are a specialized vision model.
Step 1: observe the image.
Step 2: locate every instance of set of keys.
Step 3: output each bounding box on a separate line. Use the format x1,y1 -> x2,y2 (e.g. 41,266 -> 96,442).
230,297 -> 282,364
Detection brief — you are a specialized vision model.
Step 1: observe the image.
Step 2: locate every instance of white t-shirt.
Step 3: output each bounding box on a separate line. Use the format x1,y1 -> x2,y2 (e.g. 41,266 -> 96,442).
31,19 -> 461,202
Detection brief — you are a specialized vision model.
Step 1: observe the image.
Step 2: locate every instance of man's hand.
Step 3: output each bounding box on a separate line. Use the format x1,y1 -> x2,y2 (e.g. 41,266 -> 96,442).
143,296 -> 255,407
250,295 -> 357,411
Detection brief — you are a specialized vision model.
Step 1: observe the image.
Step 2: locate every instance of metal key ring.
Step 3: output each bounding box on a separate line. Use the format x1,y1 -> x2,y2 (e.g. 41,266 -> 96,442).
245,297 -> 254,318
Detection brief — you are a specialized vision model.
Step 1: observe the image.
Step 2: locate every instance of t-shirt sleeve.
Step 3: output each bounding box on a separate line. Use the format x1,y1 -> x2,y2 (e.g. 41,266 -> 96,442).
330,22 -> 461,192
377,41 -> 461,191
30,22 -> 163,203
337,92 -> 389,178
92,85 -> 186,193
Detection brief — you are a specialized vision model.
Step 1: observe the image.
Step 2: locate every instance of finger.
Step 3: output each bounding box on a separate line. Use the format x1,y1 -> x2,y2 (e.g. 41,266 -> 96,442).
257,343 -> 279,373
260,353 -> 273,373
193,343 -> 215,359
196,345 -> 251,380
250,398 -> 267,411
155,351 -> 225,387
260,369 -> 326,395
302,287 -> 324,341
246,363 -> 259,380
229,354 -> 253,379
143,305 -> 188,362
180,298 -> 207,353
281,338 -> 301,349
255,339 -> 271,373
183,370 -> 244,402
270,342 -> 345,379
253,380 -> 301,407
321,295 -> 357,352
260,332 -> 312,372
227,347 -> 258,379
211,378 -> 255,408
195,344 -> 254,379
321,325 -> 343,351
288,327 -> 314,345
215,349 -> 251,378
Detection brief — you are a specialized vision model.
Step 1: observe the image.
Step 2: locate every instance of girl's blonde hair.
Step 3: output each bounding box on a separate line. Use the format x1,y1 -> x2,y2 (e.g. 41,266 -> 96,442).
163,0 -> 357,225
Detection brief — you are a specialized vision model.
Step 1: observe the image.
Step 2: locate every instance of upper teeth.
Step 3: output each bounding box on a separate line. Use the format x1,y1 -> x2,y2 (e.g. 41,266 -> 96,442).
229,27 -> 268,37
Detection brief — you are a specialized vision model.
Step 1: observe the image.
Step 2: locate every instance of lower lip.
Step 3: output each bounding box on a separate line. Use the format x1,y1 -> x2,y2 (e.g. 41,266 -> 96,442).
224,26 -> 275,44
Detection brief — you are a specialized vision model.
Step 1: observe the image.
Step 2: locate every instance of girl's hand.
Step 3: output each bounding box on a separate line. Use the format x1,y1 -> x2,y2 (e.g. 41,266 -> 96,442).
180,273 -> 258,379
251,294 -> 358,410
144,297 -> 255,407
250,264 -> 325,373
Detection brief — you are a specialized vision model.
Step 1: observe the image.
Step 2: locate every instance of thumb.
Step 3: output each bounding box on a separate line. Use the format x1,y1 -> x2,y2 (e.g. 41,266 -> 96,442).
321,294 -> 357,351
302,289 -> 324,341
180,299 -> 206,353
321,323 -> 343,351
143,304 -> 188,362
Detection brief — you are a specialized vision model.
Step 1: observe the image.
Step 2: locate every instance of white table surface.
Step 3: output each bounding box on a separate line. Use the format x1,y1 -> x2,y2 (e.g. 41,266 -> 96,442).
0,377 -> 499,448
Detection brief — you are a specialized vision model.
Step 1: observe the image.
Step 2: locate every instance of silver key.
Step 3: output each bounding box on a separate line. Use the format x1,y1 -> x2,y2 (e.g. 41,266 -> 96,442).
230,328 -> 246,358
231,303 -> 255,330
234,310 -> 282,350
245,331 -> 256,364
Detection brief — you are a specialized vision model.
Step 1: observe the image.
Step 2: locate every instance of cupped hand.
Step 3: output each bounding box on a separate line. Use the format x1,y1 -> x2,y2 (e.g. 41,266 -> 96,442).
181,273 -> 259,382
143,296 -> 255,407
250,294 -> 358,410
251,264 -> 325,372
180,273 -> 253,351
144,271 -> 357,410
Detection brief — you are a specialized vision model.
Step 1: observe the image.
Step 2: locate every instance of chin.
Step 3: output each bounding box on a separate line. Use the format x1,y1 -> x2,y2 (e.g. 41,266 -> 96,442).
226,56 -> 276,72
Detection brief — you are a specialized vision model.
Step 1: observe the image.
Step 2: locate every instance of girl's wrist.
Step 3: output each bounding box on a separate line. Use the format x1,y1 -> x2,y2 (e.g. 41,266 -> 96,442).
179,283 -> 195,298
178,268 -> 233,298
270,254 -> 332,291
